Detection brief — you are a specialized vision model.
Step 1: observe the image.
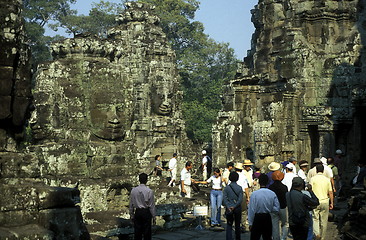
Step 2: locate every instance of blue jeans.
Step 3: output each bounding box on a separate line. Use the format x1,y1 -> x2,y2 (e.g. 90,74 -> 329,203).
307,212 -> 314,240
210,189 -> 223,225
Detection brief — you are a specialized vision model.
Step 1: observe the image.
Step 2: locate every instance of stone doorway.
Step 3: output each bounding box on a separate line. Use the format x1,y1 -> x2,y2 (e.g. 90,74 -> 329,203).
308,125 -> 320,163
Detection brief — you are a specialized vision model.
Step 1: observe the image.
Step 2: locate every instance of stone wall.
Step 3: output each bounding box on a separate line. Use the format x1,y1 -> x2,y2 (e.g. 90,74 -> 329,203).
0,1 -> 89,239
213,0 -> 366,175
0,0 -> 31,149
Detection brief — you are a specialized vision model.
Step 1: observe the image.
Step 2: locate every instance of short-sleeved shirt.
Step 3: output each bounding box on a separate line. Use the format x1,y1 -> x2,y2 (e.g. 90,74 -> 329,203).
169,157 -> 177,170
180,168 -> 191,186
310,173 -> 332,201
307,165 -> 333,181
207,175 -> 222,190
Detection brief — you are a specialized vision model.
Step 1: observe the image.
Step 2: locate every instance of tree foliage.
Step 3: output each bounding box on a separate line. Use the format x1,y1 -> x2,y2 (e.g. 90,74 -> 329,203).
22,0 -> 77,63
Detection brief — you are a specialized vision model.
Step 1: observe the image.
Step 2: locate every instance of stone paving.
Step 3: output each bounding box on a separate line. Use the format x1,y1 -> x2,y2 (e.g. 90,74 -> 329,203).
151,200 -> 345,240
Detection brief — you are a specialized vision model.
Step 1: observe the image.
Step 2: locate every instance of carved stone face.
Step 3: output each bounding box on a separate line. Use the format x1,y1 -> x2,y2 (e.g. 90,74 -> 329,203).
151,84 -> 172,116
89,90 -> 131,141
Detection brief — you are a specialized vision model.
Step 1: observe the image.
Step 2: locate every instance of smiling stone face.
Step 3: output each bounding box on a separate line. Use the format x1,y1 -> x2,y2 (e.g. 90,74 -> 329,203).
88,62 -> 133,141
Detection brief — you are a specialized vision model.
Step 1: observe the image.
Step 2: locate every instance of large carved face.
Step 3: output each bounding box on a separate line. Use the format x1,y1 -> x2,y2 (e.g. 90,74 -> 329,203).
151,80 -> 173,116
89,86 -> 133,140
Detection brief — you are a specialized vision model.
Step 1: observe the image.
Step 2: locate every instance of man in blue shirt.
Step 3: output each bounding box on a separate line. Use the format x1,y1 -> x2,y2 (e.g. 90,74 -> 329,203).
223,171 -> 243,240
248,174 -> 280,240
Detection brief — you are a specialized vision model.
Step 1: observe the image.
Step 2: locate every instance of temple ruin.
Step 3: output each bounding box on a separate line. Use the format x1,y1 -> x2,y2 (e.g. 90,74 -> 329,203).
213,0 -> 366,185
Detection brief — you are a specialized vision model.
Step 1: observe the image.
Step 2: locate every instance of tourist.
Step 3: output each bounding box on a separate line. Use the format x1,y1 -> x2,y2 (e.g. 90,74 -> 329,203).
298,160 -> 309,182
309,164 -> 334,240
248,174 -> 280,240
327,157 -> 339,193
289,157 -> 299,175
267,162 -> 281,187
223,171 -> 243,240
234,162 -> 250,232
268,170 -> 288,240
334,149 -> 343,176
201,150 -> 211,180
222,162 -> 234,187
282,162 -> 297,191
153,155 -> 164,176
252,166 -> 262,192
129,173 -> 156,240
286,177 -> 319,240
199,168 -> 223,226
167,153 -> 177,187
180,161 -> 196,198
307,158 -> 335,193
243,159 -> 254,195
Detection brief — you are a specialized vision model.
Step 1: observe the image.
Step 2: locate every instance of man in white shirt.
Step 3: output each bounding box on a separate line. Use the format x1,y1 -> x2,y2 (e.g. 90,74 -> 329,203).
180,161 -> 196,198
282,163 -> 297,191
168,153 -> 177,187
234,162 -> 250,232
307,158 -> 335,193
201,150 -> 209,180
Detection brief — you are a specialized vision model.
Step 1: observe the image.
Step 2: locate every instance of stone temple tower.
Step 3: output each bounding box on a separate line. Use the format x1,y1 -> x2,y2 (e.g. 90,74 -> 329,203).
29,2 -> 192,212
213,0 -> 366,180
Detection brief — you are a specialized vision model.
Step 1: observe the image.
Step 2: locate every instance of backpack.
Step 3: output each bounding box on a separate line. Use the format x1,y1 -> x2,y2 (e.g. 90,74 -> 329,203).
206,156 -> 212,175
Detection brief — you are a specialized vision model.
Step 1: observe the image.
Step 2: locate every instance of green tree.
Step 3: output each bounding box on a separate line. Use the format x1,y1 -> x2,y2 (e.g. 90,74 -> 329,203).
53,1 -> 124,37
22,0 -> 77,64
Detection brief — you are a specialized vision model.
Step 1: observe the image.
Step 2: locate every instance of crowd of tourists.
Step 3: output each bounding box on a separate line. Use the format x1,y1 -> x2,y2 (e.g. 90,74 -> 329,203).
128,149 -> 366,240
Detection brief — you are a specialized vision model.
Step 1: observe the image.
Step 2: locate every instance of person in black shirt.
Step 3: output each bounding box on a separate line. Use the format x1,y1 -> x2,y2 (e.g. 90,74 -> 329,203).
269,170 -> 288,240
286,177 -> 319,240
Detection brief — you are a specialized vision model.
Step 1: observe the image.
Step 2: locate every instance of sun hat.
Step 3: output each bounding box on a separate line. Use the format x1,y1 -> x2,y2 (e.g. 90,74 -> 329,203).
234,162 -> 244,170
289,157 -> 297,162
243,159 -> 253,166
313,158 -> 321,164
320,157 -> 327,165
272,170 -> 285,181
268,162 -> 281,171
299,160 -> 309,167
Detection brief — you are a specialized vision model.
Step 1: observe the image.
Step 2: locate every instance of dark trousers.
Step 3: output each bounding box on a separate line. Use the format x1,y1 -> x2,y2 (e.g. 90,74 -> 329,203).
134,208 -> 152,240
226,206 -> 242,240
289,225 -> 309,240
250,213 -> 272,240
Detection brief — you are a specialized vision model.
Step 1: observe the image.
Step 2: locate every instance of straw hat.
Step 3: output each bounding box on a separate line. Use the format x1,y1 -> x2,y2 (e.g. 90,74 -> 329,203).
234,162 -> 244,170
243,159 -> 253,166
268,162 -> 281,171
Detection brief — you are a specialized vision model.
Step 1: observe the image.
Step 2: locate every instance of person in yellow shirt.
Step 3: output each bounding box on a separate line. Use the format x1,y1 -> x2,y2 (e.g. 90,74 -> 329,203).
309,164 -> 334,240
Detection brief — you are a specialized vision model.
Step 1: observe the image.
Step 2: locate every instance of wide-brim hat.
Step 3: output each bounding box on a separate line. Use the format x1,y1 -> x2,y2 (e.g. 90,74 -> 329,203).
299,160 -> 309,167
268,162 -> 281,171
320,157 -> 327,165
313,158 -> 321,164
234,162 -> 244,170
243,159 -> 253,166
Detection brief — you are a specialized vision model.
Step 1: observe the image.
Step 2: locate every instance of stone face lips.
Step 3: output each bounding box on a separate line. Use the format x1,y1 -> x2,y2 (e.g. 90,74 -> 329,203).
214,0 -> 366,170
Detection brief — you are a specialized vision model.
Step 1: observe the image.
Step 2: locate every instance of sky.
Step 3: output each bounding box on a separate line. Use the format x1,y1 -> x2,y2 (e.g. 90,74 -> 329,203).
58,0 -> 258,60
